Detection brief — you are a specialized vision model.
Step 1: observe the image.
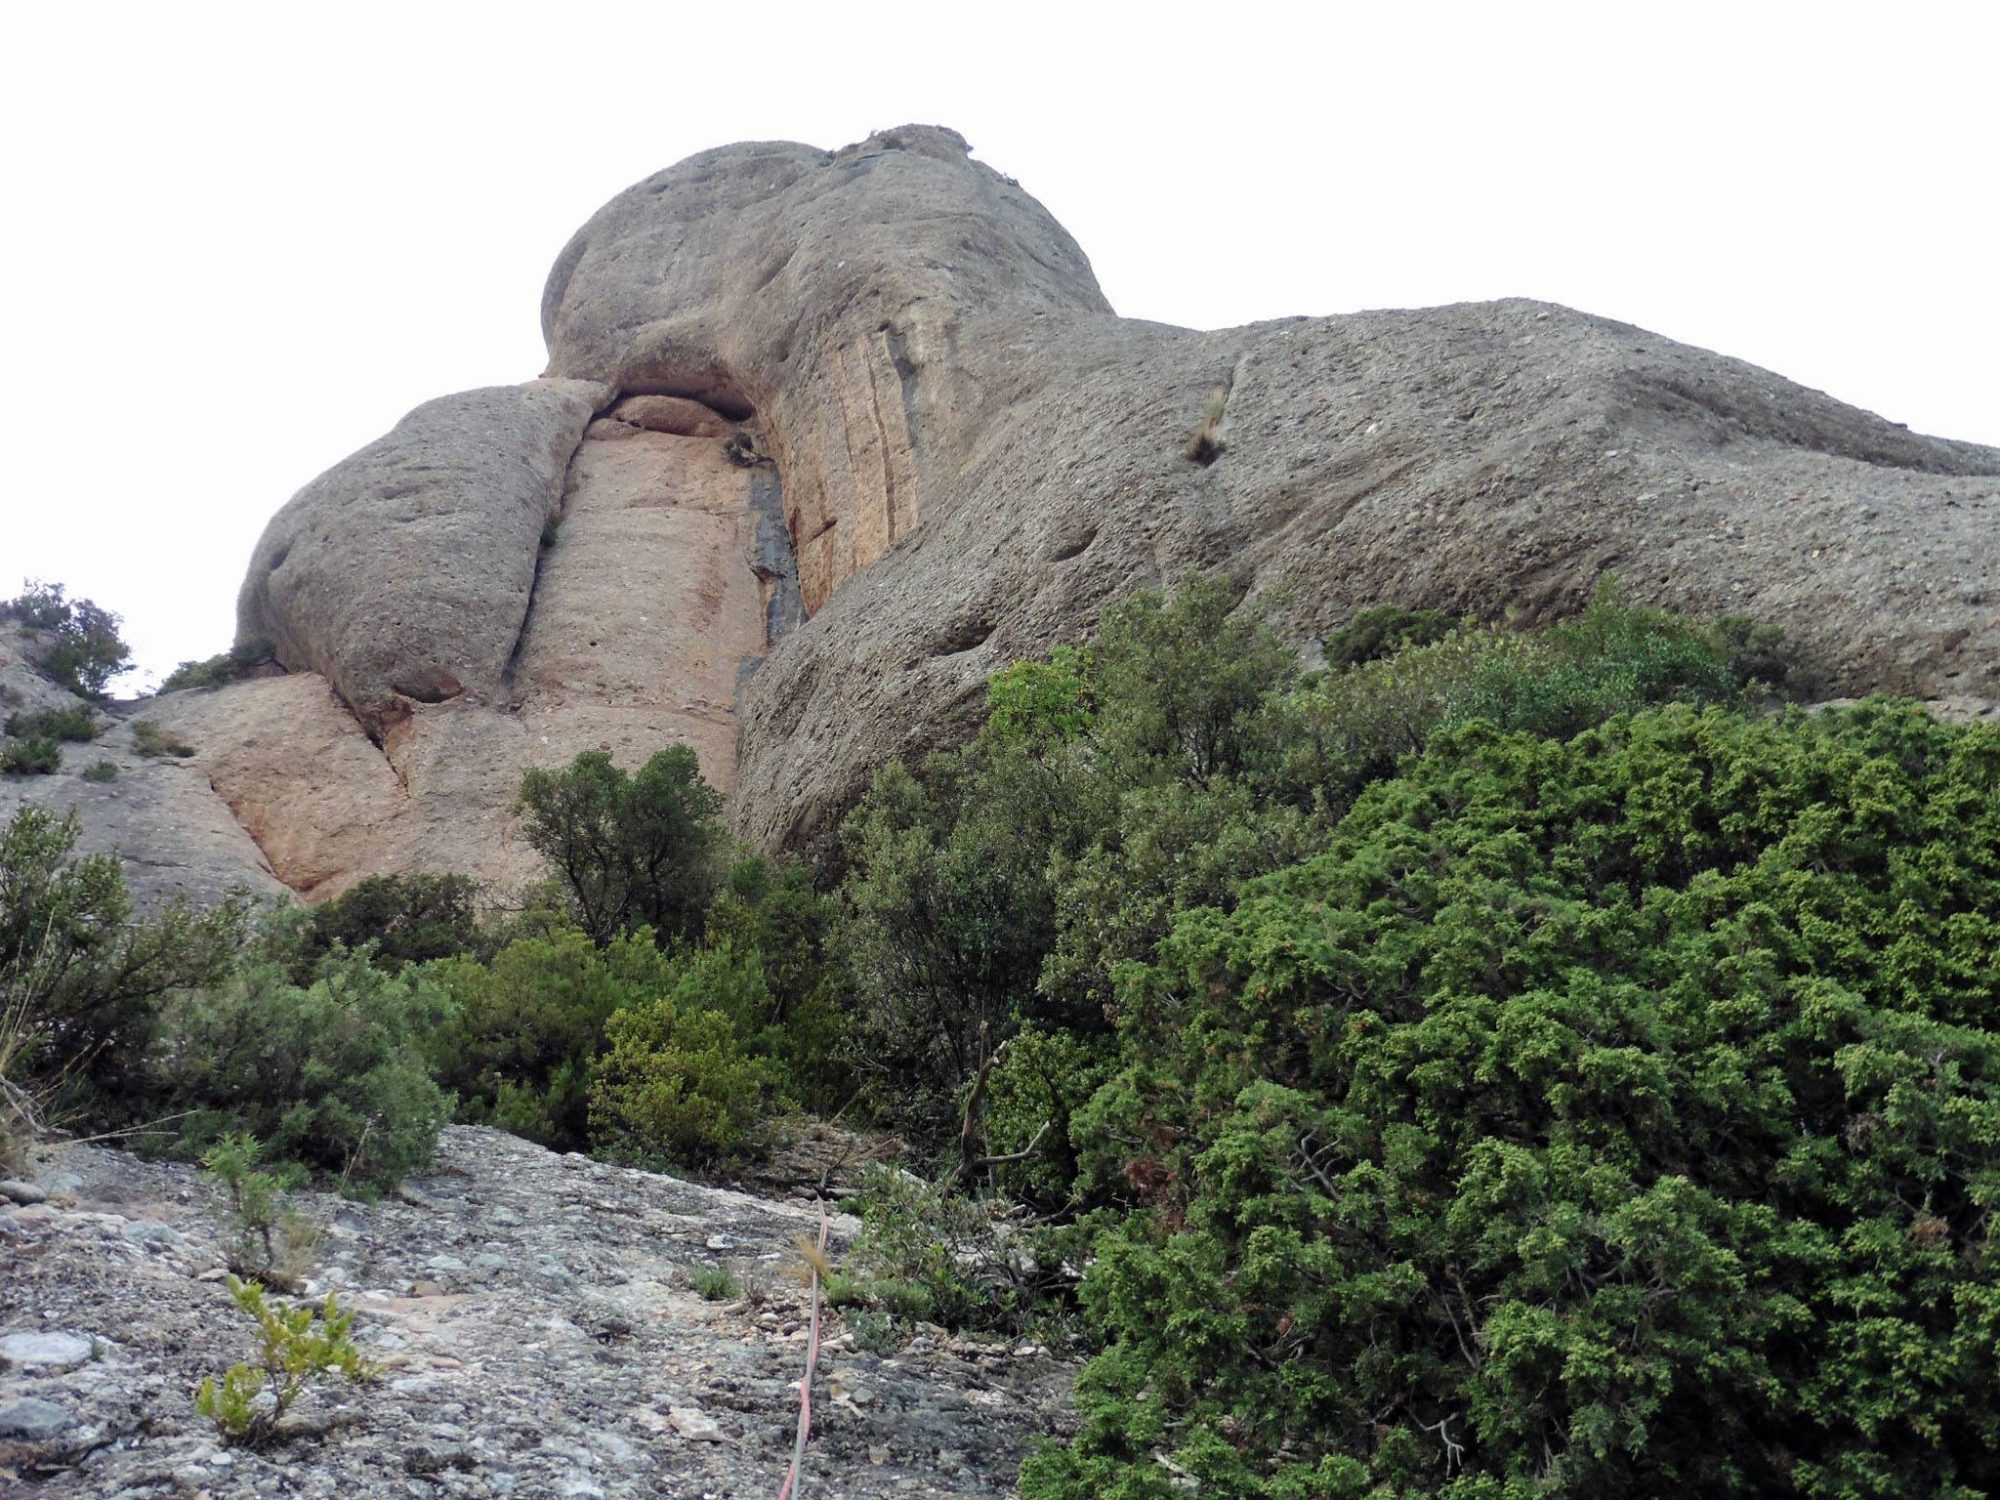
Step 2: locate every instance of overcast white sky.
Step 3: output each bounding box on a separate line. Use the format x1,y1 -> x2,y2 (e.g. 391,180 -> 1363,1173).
3,2 -> 1994,688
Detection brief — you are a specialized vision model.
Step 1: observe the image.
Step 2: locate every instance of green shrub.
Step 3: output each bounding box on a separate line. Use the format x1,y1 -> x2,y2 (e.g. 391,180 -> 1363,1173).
1031,702 -> 2000,1498
985,647 -> 1096,745
158,642 -> 268,694
80,759 -> 117,784
1320,604 -> 1460,670
516,746 -> 724,946
5,707 -> 97,743
707,856 -> 854,1112
2,581 -> 73,631
589,973 -> 776,1167
202,1133 -> 322,1291
196,1277 -> 373,1444
425,924 -> 672,1151
298,873 -> 485,977
1092,576 -> 1296,786
1272,584 -> 1752,807
0,735 -> 60,775
692,1266 -> 740,1301
131,720 -> 195,759
3,581 -> 131,699
0,806 -> 243,1104
839,753 -> 1068,1133
154,943 -> 455,1189
848,1162 -> 1074,1336
977,1027 -> 1114,1207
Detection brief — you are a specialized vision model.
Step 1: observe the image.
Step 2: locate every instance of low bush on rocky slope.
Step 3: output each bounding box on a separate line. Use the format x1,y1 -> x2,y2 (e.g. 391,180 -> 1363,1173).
2,578 -> 132,699
157,640 -> 269,694
5,705 -> 99,743
195,1276 -> 374,1444
824,583 -> 2000,1496
0,813 -> 444,1191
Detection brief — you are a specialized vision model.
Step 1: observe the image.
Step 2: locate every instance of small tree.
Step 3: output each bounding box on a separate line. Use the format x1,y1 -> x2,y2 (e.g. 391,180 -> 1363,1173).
515,747 -> 724,947
3,580 -> 132,699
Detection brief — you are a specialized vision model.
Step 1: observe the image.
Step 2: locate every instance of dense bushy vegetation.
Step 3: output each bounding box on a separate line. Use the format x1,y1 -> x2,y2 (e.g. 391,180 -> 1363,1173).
3,579 -> 132,698
828,581 -> 2000,1496
0,702 -> 100,777
1029,704 -> 2000,1498
516,745 -> 723,946
0,747 -> 845,1186
6,569 -> 1997,1494
158,641 -> 268,694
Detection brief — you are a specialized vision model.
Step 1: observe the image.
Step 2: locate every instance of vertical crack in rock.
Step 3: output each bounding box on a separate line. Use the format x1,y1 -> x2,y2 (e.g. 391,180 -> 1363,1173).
501,458 -> 580,692
867,328 -> 923,544
746,464 -> 804,659
883,323 -> 922,459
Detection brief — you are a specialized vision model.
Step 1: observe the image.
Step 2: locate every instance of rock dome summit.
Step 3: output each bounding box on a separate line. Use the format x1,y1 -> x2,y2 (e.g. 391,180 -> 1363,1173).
7,124 -> 1997,902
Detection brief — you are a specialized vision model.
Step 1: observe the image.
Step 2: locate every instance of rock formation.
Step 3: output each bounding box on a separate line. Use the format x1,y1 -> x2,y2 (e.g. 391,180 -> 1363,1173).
10,123 -> 1996,901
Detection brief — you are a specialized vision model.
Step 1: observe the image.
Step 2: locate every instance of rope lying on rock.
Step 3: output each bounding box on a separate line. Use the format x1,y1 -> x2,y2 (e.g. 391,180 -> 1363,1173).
776,1198 -> 831,1500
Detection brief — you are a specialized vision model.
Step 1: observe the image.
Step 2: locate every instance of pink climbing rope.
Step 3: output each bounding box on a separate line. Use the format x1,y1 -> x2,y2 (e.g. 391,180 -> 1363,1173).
775,1198 -> 831,1500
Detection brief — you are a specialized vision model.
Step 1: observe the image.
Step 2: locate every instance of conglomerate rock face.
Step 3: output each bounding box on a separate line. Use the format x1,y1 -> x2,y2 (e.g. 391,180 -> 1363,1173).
46,122 -> 1996,899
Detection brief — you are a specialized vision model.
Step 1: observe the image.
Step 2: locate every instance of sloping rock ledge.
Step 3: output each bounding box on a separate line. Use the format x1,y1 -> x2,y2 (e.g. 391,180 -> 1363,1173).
0,1127 -> 1072,1498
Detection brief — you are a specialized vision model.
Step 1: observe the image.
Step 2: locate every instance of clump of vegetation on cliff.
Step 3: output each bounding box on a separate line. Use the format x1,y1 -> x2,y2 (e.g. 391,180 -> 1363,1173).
157,641 -> 270,694
3,579 -> 132,699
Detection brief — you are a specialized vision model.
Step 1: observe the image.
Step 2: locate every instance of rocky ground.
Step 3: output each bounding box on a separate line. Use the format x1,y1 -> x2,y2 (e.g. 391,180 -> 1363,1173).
0,1127 -> 1075,1498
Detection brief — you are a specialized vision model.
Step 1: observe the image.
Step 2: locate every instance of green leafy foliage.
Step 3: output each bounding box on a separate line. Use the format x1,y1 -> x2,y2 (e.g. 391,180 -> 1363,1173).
588,947 -> 780,1166
296,873 -> 485,978
0,806 -> 243,1102
5,706 -> 98,742
0,735 -> 61,775
196,1276 -> 373,1444
985,646 -> 1096,745
424,924 -> 673,1151
692,1266 -> 740,1301
705,855 -> 854,1112
80,759 -> 117,783
3,580 -> 131,699
516,746 -> 724,946
154,937 -> 454,1189
158,642 -> 269,694
201,1133 -> 322,1290
1319,604 -> 1460,670
979,1026 -> 1114,1207
847,1162 -> 1082,1339
1030,703 -> 2000,1498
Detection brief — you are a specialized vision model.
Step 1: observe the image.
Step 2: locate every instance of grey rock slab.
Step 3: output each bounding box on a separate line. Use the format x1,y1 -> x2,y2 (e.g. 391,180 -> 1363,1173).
667,1406 -> 725,1442
0,1395 -> 72,1440
0,1330 -> 95,1370
1,1125 -> 1066,1495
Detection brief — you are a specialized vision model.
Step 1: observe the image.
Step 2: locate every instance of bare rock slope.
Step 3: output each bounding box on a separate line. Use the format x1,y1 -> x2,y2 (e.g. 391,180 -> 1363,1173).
0,1127 -> 1071,1497
110,123 -> 2000,892
0,628 -> 287,912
